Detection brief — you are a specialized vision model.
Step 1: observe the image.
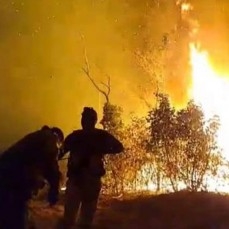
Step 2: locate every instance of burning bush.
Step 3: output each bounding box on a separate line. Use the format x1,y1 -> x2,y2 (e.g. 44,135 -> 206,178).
59,95 -> 225,196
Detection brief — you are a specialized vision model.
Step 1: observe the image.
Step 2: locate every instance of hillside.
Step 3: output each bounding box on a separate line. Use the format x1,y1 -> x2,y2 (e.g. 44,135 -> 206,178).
30,191 -> 229,229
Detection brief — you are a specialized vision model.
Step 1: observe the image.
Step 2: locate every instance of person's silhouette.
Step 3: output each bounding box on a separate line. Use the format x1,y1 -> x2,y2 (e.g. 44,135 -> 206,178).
0,125 -> 64,229
59,107 -> 124,228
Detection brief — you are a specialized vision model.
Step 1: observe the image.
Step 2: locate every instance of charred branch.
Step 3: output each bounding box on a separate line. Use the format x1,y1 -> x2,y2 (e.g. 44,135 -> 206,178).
82,48 -> 111,104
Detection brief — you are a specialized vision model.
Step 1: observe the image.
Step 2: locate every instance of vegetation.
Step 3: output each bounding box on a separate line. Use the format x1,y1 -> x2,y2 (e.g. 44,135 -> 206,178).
98,93 -> 224,195
57,0 -> 227,196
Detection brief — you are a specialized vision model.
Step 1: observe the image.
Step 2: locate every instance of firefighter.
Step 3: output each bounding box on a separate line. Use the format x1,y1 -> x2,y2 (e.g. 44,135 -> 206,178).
0,125 -> 64,229
58,107 -> 124,229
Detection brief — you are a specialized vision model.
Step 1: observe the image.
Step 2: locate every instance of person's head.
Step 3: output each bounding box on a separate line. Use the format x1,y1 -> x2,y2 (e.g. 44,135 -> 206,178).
81,107 -> 98,130
41,125 -> 50,131
41,125 -> 64,149
51,127 -> 64,143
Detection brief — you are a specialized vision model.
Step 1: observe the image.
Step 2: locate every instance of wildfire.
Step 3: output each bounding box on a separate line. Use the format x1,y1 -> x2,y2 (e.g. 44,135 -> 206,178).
178,0 -> 229,158
189,43 -> 229,159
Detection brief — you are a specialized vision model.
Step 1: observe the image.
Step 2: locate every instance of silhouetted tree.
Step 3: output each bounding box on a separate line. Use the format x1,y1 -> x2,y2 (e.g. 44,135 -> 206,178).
147,93 -> 223,192
176,101 -> 222,191
147,93 -> 179,191
82,47 -> 125,195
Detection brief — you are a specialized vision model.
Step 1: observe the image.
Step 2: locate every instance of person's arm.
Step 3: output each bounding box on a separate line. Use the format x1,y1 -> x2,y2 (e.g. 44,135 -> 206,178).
104,132 -> 124,155
43,138 -> 61,206
58,133 -> 74,160
44,159 -> 61,206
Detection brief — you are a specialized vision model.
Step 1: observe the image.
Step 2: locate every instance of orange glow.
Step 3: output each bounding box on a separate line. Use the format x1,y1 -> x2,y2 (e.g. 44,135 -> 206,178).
189,43 -> 229,160
181,3 -> 193,12
189,43 -> 229,192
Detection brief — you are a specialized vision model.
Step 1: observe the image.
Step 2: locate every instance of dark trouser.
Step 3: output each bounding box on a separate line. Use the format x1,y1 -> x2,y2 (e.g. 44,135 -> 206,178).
0,187 -> 28,229
61,173 -> 101,229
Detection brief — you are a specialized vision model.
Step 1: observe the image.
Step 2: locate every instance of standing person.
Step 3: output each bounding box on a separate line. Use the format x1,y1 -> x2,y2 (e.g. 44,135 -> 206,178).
0,125 -> 64,229
58,107 -> 124,229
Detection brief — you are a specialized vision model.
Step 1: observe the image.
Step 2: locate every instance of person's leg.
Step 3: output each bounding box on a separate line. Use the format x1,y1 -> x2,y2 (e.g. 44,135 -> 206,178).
78,199 -> 99,228
77,178 -> 101,228
0,188 -> 10,228
0,189 -> 27,229
60,179 -> 82,229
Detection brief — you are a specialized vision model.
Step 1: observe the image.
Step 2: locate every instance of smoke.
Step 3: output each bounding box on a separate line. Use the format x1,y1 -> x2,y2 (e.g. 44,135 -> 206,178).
0,0 -> 229,147
0,0 -> 151,146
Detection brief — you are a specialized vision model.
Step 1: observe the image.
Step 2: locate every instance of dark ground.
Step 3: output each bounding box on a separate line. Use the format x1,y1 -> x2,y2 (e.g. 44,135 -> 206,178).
30,191 -> 229,229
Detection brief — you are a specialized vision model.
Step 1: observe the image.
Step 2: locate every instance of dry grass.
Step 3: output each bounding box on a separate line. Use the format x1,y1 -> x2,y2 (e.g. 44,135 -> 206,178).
30,191 -> 229,229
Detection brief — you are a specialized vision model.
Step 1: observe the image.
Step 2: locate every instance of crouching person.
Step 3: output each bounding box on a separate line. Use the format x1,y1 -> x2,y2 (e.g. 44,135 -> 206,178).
0,125 -> 64,229
58,107 -> 124,229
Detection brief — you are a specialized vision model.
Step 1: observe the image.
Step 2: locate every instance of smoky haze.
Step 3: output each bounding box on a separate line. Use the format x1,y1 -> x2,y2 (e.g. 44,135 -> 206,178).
0,0 -> 228,148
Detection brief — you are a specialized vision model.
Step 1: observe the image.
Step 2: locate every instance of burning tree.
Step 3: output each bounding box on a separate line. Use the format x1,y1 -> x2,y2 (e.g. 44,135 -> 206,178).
100,104 -> 125,195
118,116 -> 151,192
147,93 -> 179,192
176,101 -> 222,191
147,93 -> 223,192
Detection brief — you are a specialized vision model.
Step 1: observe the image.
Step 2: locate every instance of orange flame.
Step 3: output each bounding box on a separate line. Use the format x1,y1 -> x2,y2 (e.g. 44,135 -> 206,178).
189,43 -> 229,160
189,43 -> 229,192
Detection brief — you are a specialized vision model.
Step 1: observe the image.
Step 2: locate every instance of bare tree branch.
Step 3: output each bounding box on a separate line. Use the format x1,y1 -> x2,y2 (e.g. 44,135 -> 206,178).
100,75 -> 111,95
81,45 -> 110,103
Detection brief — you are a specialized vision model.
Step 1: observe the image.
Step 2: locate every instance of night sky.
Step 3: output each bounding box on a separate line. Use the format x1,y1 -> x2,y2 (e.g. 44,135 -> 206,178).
0,0 -> 229,148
